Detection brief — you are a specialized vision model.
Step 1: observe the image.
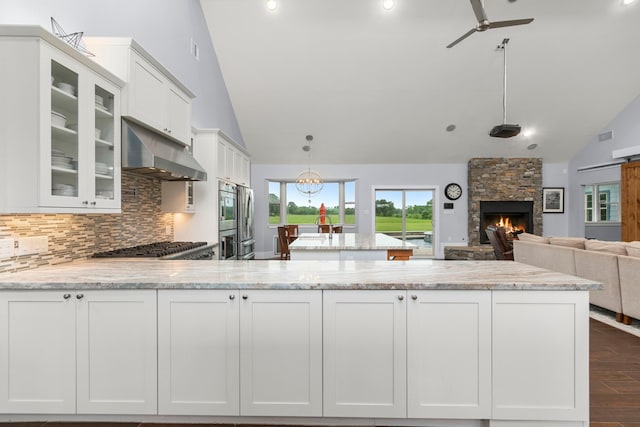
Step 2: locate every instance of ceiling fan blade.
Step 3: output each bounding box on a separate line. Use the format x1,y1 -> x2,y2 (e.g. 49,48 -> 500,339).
488,18 -> 534,29
446,28 -> 477,48
469,0 -> 488,24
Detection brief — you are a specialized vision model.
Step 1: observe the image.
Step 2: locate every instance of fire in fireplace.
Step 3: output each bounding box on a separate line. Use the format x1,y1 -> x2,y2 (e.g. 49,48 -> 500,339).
479,201 -> 534,244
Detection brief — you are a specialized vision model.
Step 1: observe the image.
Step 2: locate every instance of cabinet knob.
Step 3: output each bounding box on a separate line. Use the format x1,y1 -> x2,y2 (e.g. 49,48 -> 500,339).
63,293 -> 71,300
229,294 -> 235,300
411,294 -> 418,300
76,293 -> 84,300
242,294 -> 248,300
397,295 -> 404,301
82,200 -> 89,205
90,201 -> 96,206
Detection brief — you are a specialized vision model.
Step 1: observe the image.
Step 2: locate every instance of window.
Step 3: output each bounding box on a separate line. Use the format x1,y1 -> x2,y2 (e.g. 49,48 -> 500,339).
268,180 -> 356,225
584,183 -> 620,223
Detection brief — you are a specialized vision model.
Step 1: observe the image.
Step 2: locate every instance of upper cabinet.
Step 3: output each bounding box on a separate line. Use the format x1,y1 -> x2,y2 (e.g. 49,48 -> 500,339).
84,37 -> 195,145
0,26 -> 124,214
216,130 -> 250,186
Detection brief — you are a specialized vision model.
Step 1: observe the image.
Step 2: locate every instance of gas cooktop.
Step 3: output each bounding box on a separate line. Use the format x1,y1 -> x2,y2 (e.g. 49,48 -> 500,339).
93,241 -> 209,258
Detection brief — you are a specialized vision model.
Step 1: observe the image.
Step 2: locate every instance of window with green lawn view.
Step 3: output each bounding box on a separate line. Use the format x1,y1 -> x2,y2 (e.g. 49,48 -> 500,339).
268,180 -> 356,225
584,183 -> 620,223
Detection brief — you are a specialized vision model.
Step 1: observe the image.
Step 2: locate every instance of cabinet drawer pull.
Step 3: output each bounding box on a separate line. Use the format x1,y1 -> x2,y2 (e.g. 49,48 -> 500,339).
397,295 -> 404,301
229,294 -> 235,300
411,294 -> 418,300
242,294 -> 248,300
76,293 -> 84,300
63,293 -> 71,300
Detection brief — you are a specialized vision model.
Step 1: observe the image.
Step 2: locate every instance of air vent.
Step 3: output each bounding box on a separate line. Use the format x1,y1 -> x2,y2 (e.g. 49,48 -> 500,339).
598,130 -> 614,142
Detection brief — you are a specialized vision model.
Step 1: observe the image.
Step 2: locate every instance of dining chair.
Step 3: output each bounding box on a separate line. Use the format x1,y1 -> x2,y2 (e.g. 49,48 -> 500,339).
485,225 -> 514,261
285,224 -> 299,238
277,226 -> 290,260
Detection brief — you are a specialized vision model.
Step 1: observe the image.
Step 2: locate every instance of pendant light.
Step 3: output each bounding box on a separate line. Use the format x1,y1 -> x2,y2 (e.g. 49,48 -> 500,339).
295,135 -> 324,203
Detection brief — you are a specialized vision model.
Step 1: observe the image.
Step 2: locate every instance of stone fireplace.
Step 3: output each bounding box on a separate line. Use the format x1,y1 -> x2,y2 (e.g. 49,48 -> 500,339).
468,158 -> 543,246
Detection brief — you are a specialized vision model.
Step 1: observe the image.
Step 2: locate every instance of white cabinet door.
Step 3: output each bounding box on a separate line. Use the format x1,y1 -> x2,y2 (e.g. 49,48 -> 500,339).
217,138 -> 228,180
75,290 -> 157,414
129,51 -> 164,131
0,291 -> 76,414
323,290 -> 407,418
41,44 -> 121,211
492,291 -> 589,422
407,290 -> 491,419
165,82 -> 191,143
158,290 -> 239,415
240,290 -> 322,416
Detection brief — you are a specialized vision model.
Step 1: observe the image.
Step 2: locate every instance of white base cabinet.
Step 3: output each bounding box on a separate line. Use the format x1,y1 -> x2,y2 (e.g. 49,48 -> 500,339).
0,290 -> 157,415
158,290 -> 239,415
407,290 -> 491,419
0,291 -> 76,414
240,290 -> 322,416
0,288 -> 590,425
323,290 -> 407,418
492,291 -> 589,422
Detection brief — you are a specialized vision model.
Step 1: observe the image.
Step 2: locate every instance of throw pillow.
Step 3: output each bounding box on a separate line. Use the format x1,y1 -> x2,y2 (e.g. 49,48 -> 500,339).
517,232 -> 550,244
549,237 -> 586,249
585,239 -> 628,256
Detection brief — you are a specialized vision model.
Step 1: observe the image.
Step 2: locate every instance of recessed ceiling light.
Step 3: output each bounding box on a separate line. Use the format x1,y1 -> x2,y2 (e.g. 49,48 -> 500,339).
382,0 -> 395,10
266,0 -> 278,11
527,143 -> 538,150
446,124 -> 456,132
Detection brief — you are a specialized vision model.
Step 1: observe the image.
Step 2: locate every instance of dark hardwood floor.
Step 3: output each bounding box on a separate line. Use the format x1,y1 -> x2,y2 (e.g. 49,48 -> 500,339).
591,317 -> 640,426
2,317 -> 640,427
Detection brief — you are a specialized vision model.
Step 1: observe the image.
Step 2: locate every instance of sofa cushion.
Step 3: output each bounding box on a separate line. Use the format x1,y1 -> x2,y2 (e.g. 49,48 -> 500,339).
549,237 -> 586,249
517,232 -> 549,244
626,241 -> 640,258
585,239 -> 628,256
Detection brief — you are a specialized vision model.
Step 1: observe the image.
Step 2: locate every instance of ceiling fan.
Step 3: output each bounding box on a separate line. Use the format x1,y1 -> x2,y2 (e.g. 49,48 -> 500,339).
446,0 -> 534,48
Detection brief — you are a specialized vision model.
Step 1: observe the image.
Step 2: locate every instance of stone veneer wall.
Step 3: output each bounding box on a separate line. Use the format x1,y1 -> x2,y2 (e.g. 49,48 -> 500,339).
0,172 -> 173,274
468,158 -> 543,246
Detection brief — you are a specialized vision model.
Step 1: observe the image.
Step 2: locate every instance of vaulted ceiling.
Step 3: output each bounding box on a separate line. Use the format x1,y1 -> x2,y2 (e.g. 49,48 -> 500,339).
200,0 -> 640,164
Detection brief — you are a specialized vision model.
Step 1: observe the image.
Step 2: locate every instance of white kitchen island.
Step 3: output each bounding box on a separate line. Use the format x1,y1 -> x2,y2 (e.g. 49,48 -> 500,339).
288,232 -> 416,260
0,259 -> 600,427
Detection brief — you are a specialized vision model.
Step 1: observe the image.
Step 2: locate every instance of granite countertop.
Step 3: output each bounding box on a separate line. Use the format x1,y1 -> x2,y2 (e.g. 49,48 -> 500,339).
289,233 -> 417,251
0,259 -> 601,291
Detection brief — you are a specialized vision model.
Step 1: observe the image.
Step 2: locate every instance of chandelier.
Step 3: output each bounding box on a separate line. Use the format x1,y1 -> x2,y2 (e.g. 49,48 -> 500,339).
295,135 -> 324,203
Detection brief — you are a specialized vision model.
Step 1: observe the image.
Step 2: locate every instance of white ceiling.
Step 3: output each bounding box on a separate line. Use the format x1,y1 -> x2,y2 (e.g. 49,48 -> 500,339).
200,0 -> 640,165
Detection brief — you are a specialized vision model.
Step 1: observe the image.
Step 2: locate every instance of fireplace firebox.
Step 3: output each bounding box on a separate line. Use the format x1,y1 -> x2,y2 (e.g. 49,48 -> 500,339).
479,201 -> 534,244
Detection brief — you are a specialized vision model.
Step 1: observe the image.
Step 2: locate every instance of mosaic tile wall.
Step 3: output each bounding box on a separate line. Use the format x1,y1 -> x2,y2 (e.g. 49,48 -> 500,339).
0,172 -> 173,274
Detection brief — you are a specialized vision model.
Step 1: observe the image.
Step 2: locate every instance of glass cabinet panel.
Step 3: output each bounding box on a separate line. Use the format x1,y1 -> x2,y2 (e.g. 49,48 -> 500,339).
94,84 -> 115,202
50,60 -> 79,198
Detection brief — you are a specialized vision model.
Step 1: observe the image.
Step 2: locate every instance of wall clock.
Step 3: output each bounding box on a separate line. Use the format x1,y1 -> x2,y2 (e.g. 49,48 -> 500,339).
445,183 -> 462,200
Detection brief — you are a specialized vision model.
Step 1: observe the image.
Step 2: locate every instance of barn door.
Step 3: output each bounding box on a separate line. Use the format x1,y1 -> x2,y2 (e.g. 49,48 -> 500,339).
621,161 -> 640,241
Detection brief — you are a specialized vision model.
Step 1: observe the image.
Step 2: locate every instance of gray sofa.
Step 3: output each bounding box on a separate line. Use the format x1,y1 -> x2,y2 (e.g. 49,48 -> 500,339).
513,234 -> 640,324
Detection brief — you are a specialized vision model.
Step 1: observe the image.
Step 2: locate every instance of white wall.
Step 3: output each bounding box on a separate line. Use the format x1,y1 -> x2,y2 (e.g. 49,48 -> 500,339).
568,94 -> 640,238
542,163 -> 570,237
251,163 -> 468,259
0,0 -> 245,147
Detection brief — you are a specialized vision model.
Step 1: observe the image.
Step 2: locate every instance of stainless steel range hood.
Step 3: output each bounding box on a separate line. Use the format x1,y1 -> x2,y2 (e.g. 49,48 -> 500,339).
121,119 -> 207,181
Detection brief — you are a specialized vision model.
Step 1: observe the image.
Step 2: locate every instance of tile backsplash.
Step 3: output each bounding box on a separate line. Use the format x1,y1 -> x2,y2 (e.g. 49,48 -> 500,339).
0,172 -> 173,274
